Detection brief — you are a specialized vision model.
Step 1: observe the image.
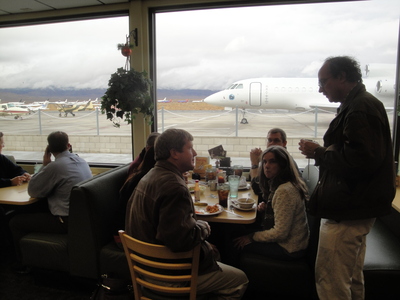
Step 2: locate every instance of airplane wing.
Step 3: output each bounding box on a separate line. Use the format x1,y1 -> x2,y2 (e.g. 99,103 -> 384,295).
308,103 -> 339,113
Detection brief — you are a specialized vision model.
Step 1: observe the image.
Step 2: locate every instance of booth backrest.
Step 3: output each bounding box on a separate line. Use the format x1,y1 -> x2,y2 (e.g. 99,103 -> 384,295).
68,164 -> 129,279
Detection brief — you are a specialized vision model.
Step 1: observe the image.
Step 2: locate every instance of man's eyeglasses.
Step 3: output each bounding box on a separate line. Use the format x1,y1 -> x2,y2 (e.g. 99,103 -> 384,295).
318,77 -> 332,88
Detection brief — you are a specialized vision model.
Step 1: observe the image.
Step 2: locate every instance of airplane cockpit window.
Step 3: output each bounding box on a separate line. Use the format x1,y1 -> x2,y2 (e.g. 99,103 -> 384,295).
230,84 -> 238,89
236,84 -> 243,89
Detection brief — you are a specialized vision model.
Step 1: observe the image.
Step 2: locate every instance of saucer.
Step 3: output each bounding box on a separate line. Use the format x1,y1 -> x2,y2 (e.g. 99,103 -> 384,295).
231,201 -> 256,211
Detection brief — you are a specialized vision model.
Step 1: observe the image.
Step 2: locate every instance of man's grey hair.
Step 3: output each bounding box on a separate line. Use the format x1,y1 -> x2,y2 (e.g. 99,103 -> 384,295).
267,128 -> 287,143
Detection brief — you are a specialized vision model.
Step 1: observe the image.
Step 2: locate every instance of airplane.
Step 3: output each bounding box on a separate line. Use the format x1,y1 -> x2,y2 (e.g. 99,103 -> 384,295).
54,99 -> 93,117
0,102 -> 30,119
24,101 -> 49,112
157,97 -> 171,103
11,100 -> 50,113
203,64 -> 396,124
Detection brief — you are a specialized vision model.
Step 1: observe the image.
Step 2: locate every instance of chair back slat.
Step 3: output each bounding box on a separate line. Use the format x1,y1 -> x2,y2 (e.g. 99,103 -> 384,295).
131,253 -> 193,270
119,230 -> 201,300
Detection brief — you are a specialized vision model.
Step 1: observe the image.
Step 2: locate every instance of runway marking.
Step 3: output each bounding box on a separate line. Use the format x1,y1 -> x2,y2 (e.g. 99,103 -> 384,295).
157,124 -> 178,130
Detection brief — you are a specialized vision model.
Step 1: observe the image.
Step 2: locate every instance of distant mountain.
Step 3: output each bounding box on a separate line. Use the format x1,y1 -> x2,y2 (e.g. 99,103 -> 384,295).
157,89 -> 217,100
0,88 -> 217,102
0,88 -> 105,102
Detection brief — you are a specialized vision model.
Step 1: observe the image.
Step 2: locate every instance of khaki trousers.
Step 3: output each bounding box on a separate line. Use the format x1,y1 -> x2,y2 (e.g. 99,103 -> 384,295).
197,262 -> 249,300
315,218 -> 375,300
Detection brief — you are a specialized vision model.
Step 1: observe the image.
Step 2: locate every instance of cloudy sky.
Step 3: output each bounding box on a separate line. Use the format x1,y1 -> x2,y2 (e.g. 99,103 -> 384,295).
0,0 -> 398,92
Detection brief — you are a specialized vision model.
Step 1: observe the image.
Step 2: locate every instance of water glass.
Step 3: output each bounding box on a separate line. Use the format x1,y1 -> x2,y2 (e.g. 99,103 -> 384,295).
228,175 -> 240,199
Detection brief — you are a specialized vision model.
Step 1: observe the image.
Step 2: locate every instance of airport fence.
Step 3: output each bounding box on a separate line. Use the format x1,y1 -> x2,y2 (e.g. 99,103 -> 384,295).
1,106 -> 394,160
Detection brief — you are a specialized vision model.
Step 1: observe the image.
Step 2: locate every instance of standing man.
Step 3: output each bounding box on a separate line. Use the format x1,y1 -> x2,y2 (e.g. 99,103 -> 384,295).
298,56 -> 395,299
10,131 -> 92,270
125,128 -> 248,299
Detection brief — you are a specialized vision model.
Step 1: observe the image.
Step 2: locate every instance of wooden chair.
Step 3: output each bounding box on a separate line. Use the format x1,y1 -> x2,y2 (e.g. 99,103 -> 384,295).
118,230 -> 202,300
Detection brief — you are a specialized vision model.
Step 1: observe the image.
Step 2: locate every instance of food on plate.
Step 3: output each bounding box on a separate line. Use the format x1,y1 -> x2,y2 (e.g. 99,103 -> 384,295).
206,204 -> 220,213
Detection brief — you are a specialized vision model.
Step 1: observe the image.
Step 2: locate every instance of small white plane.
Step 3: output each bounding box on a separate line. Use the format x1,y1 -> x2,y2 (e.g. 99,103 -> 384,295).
0,102 -> 30,119
11,100 -> 49,112
157,97 -> 171,103
203,64 -> 396,124
24,101 -> 49,112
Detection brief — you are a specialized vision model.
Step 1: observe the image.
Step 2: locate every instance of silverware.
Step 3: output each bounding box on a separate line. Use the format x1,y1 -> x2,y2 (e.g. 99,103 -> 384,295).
226,205 -> 243,218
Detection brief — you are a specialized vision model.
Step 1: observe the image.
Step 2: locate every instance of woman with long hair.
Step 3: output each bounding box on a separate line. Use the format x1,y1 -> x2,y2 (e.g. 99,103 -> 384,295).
113,146 -> 157,239
233,146 -> 309,261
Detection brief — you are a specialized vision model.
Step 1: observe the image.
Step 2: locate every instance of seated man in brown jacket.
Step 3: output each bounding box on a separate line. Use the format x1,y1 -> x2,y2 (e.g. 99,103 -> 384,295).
125,128 -> 248,299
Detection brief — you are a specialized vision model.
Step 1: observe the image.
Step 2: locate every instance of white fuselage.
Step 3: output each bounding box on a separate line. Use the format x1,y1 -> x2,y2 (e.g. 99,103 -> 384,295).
204,76 -> 395,111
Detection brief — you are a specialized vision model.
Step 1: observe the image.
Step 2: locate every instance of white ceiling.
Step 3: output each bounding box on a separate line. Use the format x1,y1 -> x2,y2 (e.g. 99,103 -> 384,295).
0,0 -> 128,16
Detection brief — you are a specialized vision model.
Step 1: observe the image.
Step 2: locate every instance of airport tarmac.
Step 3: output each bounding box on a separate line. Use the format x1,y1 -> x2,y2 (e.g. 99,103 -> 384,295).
1,107 -> 395,168
0,107 -> 337,137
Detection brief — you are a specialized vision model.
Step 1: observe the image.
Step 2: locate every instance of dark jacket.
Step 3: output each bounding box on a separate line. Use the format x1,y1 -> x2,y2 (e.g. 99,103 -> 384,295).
125,160 -> 219,275
309,83 -> 396,220
0,154 -> 27,188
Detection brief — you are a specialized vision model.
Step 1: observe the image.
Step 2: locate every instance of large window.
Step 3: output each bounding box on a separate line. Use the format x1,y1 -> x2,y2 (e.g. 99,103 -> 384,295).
154,0 -> 399,168
0,16 -> 131,164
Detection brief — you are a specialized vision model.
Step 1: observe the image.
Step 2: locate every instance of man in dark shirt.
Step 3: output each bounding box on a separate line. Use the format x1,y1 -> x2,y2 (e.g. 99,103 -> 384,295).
0,132 -> 31,188
298,56 -> 395,299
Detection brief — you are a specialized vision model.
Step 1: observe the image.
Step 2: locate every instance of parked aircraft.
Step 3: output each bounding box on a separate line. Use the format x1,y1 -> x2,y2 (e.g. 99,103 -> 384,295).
11,101 -> 49,112
0,102 -> 30,119
157,98 -> 171,103
55,99 -> 93,117
24,101 -> 49,112
204,64 -> 396,124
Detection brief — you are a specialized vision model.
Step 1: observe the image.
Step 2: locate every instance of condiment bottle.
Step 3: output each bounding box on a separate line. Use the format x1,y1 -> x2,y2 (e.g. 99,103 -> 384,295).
194,180 -> 201,202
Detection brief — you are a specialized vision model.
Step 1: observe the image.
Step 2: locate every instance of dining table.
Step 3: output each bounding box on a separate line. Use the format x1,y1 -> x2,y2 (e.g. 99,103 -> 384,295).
0,182 -> 38,205
193,181 -> 257,224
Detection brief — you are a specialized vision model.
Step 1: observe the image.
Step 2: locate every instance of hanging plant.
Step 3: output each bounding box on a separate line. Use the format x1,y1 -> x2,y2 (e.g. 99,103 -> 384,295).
101,67 -> 154,127
117,43 -> 134,57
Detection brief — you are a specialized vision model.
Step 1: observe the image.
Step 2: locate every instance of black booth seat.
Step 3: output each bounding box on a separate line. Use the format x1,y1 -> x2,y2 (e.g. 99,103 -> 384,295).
18,164 -> 400,299
20,164 -> 130,280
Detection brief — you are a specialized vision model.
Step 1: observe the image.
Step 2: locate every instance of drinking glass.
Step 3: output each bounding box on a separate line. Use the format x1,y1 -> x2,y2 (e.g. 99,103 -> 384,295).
217,183 -> 230,207
205,167 -> 217,182
233,165 -> 243,178
217,171 -> 226,183
228,175 -> 240,199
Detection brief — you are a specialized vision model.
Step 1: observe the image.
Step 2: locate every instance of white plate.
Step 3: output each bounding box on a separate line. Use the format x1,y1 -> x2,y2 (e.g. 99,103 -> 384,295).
195,204 -> 224,216
231,202 -> 256,211
238,183 -> 251,190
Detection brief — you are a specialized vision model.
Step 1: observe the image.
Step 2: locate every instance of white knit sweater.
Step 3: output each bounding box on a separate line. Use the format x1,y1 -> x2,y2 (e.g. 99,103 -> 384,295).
252,181 -> 309,253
